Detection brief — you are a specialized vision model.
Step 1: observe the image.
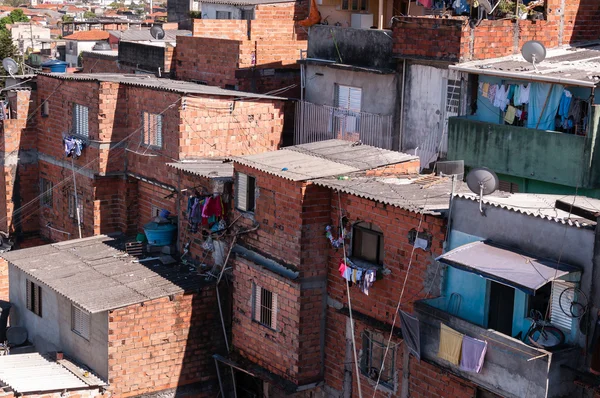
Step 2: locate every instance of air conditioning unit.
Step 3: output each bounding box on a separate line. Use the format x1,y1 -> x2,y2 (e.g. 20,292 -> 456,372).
351,13 -> 373,29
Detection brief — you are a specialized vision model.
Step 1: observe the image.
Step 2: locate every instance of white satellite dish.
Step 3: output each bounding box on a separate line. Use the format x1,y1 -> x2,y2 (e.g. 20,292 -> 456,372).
150,25 -> 165,40
521,40 -> 547,72
466,167 -> 499,216
2,58 -> 18,78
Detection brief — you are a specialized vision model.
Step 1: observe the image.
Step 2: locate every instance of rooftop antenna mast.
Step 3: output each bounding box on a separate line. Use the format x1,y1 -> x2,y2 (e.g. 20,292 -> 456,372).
466,167 -> 499,216
521,40 -> 547,72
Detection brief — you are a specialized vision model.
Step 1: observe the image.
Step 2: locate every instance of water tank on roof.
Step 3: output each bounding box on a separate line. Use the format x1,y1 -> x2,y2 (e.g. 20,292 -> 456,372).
41,59 -> 68,73
92,41 -> 111,51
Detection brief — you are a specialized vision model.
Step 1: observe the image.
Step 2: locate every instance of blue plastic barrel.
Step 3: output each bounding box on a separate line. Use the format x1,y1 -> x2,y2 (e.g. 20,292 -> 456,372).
143,221 -> 176,246
41,60 -> 68,73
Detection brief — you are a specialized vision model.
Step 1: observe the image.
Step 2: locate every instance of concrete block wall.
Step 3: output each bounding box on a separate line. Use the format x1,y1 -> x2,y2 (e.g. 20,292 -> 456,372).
107,288 -> 223,397
81,53 -> 125,74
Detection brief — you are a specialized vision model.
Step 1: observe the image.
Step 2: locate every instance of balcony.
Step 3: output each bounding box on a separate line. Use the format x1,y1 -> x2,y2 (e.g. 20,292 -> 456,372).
304,25 -> 394,71
293,101 -> 393,149
446,116 -> 599,189
414,299 -> 580,398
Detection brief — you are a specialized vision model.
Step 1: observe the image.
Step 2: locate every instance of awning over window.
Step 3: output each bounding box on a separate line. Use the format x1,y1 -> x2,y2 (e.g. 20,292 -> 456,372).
437,241 -> 581,295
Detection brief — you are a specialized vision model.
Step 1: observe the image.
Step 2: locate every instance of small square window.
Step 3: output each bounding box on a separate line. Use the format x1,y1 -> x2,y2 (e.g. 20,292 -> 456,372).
72,103 -> 89,137
26,279 -> 42,317
142,111 -> 162,148
361,331 -> 395,389
71,304 -> 90,340
68,191 -> 83,221
235,172 -> 256,212
352,222 -> 384,265
40,178 -> 53,207
216,11 -> 232,19
253,283 -> 277,330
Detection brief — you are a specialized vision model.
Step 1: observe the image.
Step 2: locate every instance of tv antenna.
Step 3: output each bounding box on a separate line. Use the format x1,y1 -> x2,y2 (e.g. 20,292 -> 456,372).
466,167 -> 499,216
2,58 -> 19,78
521,40 -> 547,72
150,24 -> 165,40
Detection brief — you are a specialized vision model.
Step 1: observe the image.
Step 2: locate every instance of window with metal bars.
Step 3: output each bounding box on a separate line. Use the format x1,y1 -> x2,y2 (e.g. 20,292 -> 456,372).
71,304 -> 90,340
341,0 -> 367,11
26,279 -> 42,317
235,172 -> 256,212
240,9 -> 254,20
499,180 -> 520,193
361,331 -> 395,389
527,280 -> 575,332
352,222 -> 384,265
40,178 -> 53,207
142,111 -> 163,148
216,10 -> 232,19
72,103 -> 89,137
253,283 -> 278,330
68,191 -> 83,222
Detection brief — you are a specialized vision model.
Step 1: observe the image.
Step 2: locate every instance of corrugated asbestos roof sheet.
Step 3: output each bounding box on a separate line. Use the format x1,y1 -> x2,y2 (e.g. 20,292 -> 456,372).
233,140 -> 418,181
201,0 -> 295,5
167,160 -> 234,179
1,235 -> 209,313
450,43 -> 600,87
0,353 -> 91,393
456,193 -> 597,229
115,28 -> 191,41
313,174 -> 472,215
37,73 -> 285,100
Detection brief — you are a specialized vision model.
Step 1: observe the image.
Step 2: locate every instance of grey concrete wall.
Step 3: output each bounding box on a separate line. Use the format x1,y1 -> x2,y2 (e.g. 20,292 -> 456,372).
168,0 -> 194,29
307,25 -> 393,70
304,64 -> 397,116
9,265 -> 109,380
119,42 -> 166,72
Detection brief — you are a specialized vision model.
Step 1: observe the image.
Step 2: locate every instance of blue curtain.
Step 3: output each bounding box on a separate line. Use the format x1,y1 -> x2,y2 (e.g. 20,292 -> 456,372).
527,83 -> 564,130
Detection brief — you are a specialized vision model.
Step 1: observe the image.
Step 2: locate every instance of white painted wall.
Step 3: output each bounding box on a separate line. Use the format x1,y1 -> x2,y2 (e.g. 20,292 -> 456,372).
200,2 -> 253,19
401,63 -> 463,169
10,24 -> 51,53
9,265 -> 109,380
66,40 -> 98,66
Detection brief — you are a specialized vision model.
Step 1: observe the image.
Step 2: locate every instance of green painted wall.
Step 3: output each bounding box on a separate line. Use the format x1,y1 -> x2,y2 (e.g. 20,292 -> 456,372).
495,173 -> 600,198
447,113 -> 600,189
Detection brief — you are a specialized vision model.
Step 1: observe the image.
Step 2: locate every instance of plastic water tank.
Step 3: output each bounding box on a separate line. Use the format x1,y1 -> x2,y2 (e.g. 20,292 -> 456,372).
41,60 -> 68,73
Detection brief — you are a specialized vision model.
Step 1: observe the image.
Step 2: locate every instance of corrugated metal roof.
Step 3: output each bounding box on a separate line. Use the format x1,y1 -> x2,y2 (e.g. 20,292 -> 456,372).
0,353 -> 89,393
233,140 -> 418,181
201,0 -> 295,5
1,235 -> 210,313
456,193 -> 596,229
111,28 -> 191,42
450,43 -> 600,87
313,174 -> 472,215
167,160 -> 234,179
37,73 -> 285,100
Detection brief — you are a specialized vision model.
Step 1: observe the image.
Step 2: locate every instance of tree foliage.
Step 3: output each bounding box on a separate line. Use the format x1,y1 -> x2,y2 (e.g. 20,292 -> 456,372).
83,10 -> 96,19
0,29 -> 18,74
0,9 -> 30,31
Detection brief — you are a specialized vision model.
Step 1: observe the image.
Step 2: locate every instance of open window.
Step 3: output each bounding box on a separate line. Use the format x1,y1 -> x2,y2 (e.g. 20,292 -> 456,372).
26,279 -> 42,317
352,222 -> 384,266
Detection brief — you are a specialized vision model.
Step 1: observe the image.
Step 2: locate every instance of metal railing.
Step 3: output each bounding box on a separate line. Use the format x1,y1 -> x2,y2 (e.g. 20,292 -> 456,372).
294,101 -> 393,150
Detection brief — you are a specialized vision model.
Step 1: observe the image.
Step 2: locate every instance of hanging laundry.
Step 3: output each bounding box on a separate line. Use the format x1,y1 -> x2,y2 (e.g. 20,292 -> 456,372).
338,259 -> 347,277
506,85 -> 515,101
417,0 -> 433,7
515,109 -> 523,120
513,85 -> 522,106
360,269 -> 376,295
399,310 -> 421,360
481,82 -> 490,98
414,237 -> 429,250
488,84 -> 497,105
343,265 -> 352,281
202,195 -> 223,218
64,136 -> 84,158
504,106 -> 516,124
460,336 -> 488,373
558,90 -> 573,122
520,84 -> 530,104
438,324 -> 463,365
452,0 -> 469,14
493,85 -> 509,111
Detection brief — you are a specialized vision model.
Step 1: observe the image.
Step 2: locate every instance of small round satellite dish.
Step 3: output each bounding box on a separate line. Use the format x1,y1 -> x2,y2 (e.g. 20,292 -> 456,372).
6,326 -> 27,346
2,57 -> 18,77
150,25 -> 165,40
466,167 -> 499,196
521,40 -> 547,64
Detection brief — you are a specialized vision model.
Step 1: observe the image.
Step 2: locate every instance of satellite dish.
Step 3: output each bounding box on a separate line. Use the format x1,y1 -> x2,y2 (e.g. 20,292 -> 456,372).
2,58 -> 18,78
478,0 -> 492,13
150,25 -> 165,40
521,40 -> 546,71
466,167 -> 499,216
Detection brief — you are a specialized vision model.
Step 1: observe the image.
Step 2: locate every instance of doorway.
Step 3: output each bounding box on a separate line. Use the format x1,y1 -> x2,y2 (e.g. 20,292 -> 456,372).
487,281 -> 515,336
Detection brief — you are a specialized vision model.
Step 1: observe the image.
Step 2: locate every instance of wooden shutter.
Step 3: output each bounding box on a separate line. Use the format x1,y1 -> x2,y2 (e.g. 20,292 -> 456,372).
271,292 -> 278,330
72,305 -> 90,340
26,279 -> 32,311
236,172 -> 248,211
550,281 -> 575,331
253,283 -> 261,321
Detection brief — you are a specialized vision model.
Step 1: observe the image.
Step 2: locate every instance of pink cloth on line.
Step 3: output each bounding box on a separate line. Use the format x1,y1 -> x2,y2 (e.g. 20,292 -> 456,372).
417,0 -> 434,7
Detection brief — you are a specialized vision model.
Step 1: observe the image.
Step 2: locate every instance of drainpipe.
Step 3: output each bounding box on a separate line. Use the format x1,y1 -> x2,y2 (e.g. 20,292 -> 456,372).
378,0 -> 384,29
399,59 -> 406,151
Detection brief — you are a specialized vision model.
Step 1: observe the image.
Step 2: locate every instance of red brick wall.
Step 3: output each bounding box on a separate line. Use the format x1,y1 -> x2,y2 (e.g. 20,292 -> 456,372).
136,180 -> 176,232
107,288 -> 223,397
0,259 -> 8,301
93,176 -> 130,235
408,359 -> 477,398
563,0 -> 600,44
232,256 -> 303,383
192,19 -> 249,39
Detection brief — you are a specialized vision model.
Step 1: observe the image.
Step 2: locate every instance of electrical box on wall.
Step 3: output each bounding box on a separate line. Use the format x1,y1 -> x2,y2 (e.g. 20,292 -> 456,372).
351,13 -> 373,29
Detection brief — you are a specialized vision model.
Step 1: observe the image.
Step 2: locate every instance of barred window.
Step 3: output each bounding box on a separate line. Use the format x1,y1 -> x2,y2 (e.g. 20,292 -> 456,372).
26,279 -> 42,317
252,283 -> 277,330
71,304 -> 90,340
142,111 -> 162,148
216,10 -> 232,19
362,331 -> 395,389
40,178 -> 53,207
72,103 -> 89,137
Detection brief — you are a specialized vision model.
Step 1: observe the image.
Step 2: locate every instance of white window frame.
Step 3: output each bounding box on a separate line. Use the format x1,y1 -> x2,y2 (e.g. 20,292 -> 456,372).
40,178 -> 53,207
142,111 -> 163,148
550,281 -> 576,331
68,191 -> 83,222
26,279 -> 42,317
72,103 -> 89,138
252,283 -> 278,330
71,304 -> 90,340
235,172 -> 256,212
332,84 -> 362,135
